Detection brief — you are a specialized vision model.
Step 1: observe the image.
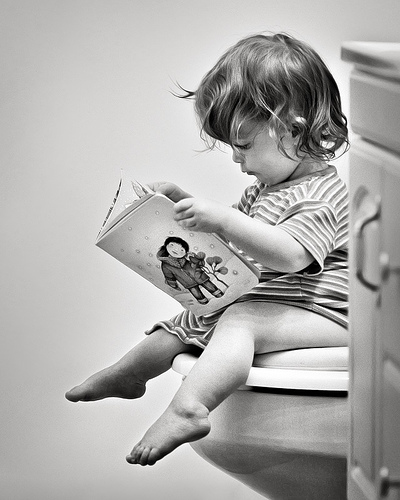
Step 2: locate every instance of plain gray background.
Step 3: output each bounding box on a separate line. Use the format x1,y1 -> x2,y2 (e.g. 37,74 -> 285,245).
2,1 -> 400,499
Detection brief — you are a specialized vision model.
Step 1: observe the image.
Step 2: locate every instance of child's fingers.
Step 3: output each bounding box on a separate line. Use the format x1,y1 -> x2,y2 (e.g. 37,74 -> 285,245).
150,182 -> 192,202
174,200 -> 195,223
156,182 -> 181,200
174,198 -> 194,213
146,181 -> 167,191
175,213 -> 197,227
174,207 -> 197,228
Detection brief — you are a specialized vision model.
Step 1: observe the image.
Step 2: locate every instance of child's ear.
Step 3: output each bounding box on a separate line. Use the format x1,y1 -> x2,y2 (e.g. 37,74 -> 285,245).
291,116 -> 306,137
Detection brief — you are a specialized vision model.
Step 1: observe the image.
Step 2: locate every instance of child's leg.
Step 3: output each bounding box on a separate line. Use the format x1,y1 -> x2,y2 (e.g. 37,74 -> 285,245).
127,302 -> 347,466
65,328 -> 198,402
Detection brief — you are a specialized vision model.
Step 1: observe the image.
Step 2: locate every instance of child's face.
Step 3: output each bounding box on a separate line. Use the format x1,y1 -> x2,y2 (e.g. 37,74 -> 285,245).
166,242 -> 186,258
231,124 -> 302,186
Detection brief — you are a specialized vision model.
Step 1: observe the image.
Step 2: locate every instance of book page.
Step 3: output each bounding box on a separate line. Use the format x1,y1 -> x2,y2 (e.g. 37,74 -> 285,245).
97,170 -> 153,239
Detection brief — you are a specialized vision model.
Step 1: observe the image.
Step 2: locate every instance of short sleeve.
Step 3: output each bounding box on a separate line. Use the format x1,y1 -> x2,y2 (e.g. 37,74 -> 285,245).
235,181 -> 265,214
276,199 -> 338,275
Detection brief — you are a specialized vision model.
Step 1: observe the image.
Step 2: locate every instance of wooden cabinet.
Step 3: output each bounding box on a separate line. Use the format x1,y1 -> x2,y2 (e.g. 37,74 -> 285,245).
379,159 -> 400,500
348,140 -> 381,500
349,140 -> 400,500
343,42 -> 400,500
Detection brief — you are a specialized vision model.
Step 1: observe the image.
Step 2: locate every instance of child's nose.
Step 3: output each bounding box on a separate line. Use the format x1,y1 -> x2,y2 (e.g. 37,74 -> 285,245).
232,149 -> 243,164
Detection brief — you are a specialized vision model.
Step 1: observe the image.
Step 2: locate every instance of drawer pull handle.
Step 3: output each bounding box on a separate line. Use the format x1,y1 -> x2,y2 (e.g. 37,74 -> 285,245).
354,196 -> 381,292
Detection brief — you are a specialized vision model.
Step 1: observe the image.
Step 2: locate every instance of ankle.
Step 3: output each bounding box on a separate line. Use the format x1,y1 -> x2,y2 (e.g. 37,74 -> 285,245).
169,398 -> 210,420
110,361 -> 147,384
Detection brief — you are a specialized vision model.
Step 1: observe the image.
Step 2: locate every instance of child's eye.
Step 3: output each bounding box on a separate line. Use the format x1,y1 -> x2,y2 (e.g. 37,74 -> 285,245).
235,143 -> 251,151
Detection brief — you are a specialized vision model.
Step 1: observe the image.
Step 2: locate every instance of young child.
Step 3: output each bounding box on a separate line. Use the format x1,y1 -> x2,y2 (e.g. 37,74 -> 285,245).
66,32 -> 350,466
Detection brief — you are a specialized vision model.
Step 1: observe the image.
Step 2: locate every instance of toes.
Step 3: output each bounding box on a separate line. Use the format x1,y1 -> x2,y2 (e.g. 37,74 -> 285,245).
147,448 -> 159,466
65,384 -> 96,402
138,446 -> 151,466
64,388 -> 81,402
126,444 -> 158,466
126,453 -> 137,464
126,443 -> 142,465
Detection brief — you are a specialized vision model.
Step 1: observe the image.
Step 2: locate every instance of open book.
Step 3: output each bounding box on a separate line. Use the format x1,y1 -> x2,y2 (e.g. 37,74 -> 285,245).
96,171 -> 260,315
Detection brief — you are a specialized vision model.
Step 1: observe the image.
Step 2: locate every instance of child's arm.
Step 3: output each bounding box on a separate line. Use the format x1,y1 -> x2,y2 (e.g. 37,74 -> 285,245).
173,197 -> 314,273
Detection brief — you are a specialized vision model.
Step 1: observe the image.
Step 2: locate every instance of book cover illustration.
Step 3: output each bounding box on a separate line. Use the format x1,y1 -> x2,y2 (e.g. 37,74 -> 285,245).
96,172 -> 260,316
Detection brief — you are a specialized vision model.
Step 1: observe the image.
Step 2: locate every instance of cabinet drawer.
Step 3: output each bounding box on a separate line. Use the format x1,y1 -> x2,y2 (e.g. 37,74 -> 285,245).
350,70 -> 400,154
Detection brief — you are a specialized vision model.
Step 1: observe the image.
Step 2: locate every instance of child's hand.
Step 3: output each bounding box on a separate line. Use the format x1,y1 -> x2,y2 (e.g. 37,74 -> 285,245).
173,198 -> 229,233
148,182 -> 193,203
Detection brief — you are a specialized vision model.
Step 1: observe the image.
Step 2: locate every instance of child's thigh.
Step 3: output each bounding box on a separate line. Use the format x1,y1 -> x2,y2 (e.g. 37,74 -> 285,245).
216,301 -> 348,354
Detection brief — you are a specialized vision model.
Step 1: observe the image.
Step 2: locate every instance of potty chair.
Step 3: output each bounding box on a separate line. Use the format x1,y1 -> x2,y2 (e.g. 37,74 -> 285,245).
172,346 -> 349,500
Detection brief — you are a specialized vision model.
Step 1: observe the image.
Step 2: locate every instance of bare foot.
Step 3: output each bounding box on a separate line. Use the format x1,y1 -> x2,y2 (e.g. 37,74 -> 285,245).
65,365 -> 146,402
126,401 -> 211,466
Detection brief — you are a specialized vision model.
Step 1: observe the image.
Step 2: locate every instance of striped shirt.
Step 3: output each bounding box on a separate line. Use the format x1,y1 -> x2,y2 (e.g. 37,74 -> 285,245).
147,166 -> 348,348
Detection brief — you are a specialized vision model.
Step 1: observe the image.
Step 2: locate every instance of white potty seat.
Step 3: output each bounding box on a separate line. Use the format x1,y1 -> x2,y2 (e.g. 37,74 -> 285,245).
172,347 -> 349,392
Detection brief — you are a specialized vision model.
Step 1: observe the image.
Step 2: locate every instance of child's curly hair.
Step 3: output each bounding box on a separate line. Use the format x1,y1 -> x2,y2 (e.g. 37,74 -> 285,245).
180,33 -> 349,161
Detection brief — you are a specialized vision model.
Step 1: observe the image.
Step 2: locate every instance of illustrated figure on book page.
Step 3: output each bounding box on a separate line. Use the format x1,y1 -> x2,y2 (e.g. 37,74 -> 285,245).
157,236 -> 225,305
